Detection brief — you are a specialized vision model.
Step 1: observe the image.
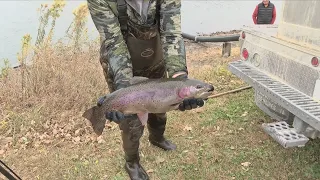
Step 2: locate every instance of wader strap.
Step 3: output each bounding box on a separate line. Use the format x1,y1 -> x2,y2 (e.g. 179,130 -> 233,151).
117,0 -> 128,35
155,0 -> 161,32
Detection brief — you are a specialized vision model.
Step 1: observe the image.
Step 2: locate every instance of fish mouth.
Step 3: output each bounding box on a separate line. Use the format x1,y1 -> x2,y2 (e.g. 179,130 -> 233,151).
197,91 -> 212,100
195,86 -> 214,100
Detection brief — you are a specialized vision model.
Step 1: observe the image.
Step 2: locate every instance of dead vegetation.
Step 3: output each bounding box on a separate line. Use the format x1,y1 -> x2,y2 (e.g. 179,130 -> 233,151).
1,1 -> 319,180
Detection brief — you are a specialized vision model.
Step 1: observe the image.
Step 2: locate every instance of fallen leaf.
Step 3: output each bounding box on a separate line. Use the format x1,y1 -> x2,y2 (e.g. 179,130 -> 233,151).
241,162 -> 251,167
105,123 -> 113,129
147,169 -> 154,173
215,126 -> 220,131
73,136 -> 81,143
183,126 -> 192,131
194,108 -> 205,113
75,129 -> 82,136
241,111 -> 248,117
156,157 -> 165,164
2,137 -> 13,144
230,146 -> 235,150
53,129 -> 58,135
43,140 -> 52,144
71,155 -> 79,160
97,136 -> 105,144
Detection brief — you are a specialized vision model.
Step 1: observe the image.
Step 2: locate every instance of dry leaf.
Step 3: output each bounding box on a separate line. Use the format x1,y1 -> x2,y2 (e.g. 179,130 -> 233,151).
241,162 -> 251,167
194,108 -> 205,113
97,136 -> 105,144
156,157 -> 165,164
183,126 -> 192,131
73,136 -> 81,142
215,126 -> 220,131
147,169 -> 154,173
105,123 -> 113,129
241,111 -> 248,117
3,137 -> 13,144
75,129 -> 82,136
53,129 -> 58,135
43,140 -> 52,144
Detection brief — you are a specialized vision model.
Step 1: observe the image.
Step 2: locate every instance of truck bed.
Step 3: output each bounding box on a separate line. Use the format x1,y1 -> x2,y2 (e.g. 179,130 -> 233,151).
238,25 -> 320,98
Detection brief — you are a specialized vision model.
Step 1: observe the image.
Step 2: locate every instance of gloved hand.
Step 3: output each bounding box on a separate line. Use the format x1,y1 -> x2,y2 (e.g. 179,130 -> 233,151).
97,96 -> 127,124
172,72 -> 205,111
97,78 -> 132,124
178,98 -> 205,111
105,111 -> 125,124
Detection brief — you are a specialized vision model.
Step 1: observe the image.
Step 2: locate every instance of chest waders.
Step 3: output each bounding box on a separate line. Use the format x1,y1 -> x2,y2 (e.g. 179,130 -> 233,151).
117,0 -> 166,78
115,1 -> 177,180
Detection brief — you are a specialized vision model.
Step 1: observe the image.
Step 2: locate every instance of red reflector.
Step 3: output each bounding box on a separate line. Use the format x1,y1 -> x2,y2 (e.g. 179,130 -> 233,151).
242,32 -> 246,39
311,57 -> 319,67
242,48 -> 249,60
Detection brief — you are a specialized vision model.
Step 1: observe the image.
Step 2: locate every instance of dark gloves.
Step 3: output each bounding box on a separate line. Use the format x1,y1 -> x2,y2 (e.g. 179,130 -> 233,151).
105,111 -> 125,124
97,94 -> 126,124
178,98 -> 205,111
97,96 -> 126,124
97,78 -> 132,124
173,72 -> 205,111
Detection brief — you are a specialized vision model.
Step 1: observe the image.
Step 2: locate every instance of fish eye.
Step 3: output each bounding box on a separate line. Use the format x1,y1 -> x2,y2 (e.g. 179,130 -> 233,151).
196,85 -> 203,89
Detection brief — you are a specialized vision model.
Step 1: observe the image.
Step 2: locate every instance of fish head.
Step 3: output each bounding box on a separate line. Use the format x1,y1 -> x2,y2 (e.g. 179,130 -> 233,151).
177,79 -> 214,100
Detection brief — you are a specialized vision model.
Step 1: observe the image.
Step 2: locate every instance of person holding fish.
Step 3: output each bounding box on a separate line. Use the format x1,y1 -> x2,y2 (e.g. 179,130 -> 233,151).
86,0 -> 214,179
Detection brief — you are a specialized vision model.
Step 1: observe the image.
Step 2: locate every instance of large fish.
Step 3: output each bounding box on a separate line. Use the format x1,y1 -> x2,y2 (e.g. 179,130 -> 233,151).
82,76 -> 214,135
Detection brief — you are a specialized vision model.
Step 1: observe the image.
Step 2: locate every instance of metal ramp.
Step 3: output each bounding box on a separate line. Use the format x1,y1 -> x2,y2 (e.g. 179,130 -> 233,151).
228,60 -> 320,147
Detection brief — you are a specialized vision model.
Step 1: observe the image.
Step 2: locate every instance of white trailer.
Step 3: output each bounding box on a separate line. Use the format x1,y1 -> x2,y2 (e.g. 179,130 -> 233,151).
228,0 -> 320,148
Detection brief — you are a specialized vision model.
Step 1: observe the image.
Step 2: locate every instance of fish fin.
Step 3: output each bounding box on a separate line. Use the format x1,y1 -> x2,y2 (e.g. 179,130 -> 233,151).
129,76 -> 149,85
82,106 -> 106,136
137,112 -> 149,126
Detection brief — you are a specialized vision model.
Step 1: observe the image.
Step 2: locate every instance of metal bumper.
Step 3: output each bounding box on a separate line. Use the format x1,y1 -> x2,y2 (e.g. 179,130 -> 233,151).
228,60 -> 320,132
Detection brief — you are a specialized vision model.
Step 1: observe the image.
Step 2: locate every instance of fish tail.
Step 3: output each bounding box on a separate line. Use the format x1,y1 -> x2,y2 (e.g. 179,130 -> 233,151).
82,106 -> 106,135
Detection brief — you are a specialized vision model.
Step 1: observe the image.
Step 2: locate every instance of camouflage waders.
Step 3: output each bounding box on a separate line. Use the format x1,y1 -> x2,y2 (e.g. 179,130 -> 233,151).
99,0 -> 177,179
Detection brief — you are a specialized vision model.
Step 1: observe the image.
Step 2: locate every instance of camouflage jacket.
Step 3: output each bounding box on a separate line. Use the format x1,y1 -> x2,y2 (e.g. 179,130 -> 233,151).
87,0 -> 187,87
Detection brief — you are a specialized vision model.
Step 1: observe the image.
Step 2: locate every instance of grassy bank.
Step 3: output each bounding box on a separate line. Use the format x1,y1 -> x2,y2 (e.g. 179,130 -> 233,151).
1,1 -> 319,180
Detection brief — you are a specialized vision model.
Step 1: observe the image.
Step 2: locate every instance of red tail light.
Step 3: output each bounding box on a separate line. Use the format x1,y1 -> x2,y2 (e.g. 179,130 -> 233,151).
311,57 -> 319,67
242,32 -> 246,39
242,48 -> 249,60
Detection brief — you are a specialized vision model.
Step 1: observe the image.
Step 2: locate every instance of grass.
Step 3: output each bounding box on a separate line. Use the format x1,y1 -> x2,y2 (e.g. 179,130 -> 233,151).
1,1 -> 320,180
1,42 -> 319,180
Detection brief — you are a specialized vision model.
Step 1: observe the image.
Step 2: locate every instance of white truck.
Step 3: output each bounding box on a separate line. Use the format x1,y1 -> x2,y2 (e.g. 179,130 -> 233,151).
228,0 -> 320,148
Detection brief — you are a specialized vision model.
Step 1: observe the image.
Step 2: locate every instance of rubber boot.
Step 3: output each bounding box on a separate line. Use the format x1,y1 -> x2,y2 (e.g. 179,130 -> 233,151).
120,115 -> 149,180
147,113 -> 177,151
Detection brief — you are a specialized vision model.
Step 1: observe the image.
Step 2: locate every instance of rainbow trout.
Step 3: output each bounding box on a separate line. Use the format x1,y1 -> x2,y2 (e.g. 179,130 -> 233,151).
82,76 -> 214,135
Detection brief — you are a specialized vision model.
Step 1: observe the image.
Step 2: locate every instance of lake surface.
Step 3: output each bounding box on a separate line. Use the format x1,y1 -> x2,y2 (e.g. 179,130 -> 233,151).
0,0 -> 284,68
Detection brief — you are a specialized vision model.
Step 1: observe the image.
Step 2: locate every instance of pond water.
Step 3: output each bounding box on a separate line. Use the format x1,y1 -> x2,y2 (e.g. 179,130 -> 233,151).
0,0 -> 283,67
